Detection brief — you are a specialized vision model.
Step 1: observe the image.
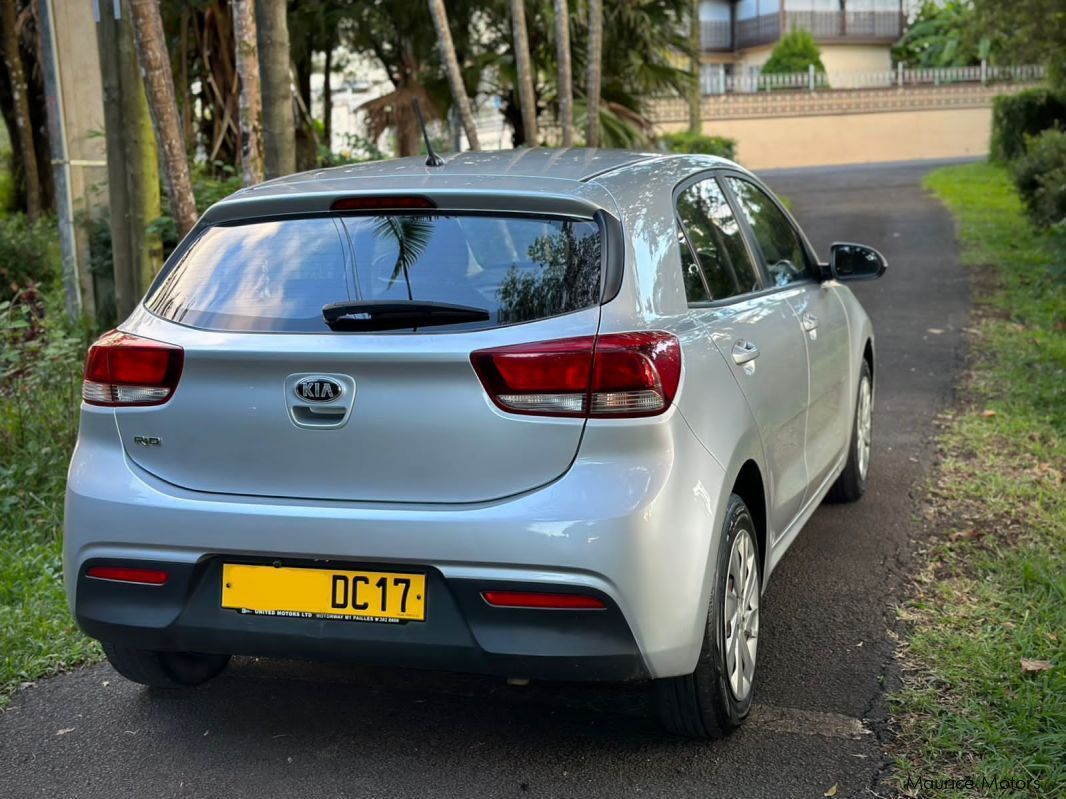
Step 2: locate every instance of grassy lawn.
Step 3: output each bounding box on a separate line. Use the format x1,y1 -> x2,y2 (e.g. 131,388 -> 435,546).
891,163 -> 1065,797
0,299 -> 99,708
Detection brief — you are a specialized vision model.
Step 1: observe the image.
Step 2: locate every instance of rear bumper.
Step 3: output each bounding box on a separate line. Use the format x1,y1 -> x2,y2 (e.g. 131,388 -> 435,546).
75,556 -> 646,681
65,404 -> 729,680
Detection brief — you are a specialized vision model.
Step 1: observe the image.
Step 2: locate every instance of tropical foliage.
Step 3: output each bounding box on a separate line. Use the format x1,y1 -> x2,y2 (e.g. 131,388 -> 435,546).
893,1 -> 989,68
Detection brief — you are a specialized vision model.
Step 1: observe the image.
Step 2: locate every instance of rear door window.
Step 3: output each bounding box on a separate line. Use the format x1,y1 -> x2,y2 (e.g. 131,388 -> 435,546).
675,177 -> 761,303
145,214 -> 602,332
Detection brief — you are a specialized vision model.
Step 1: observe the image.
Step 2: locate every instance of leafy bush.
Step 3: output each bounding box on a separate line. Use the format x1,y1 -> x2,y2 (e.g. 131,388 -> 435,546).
892,0 -> 990,68
0,215 -> 61,303
660,131 -> 737,160
1011,129 -> 1066,231
0,293 -> 98,703
760,29 -> 825,75
990,88 -> 1066,163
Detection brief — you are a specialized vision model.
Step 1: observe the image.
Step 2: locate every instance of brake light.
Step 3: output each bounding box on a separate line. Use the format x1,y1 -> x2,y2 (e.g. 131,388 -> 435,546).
330,196 -> 436,211
470,332 -> 681,418
82,330 -> 184,407
86,566 -> 169,585
481,591 -> 606,609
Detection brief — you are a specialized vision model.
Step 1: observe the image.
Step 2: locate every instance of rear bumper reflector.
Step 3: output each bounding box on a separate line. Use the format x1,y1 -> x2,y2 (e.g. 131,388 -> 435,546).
481,591 -> 606,610
86,566 -> 169,585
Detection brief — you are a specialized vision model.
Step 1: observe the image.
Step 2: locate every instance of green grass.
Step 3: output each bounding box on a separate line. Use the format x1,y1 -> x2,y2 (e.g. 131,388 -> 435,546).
0,294 -> 99,708
891,163 -> 1066,797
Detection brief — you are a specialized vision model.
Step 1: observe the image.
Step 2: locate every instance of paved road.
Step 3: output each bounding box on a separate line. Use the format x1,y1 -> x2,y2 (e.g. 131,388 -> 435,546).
0,160 -> 970,799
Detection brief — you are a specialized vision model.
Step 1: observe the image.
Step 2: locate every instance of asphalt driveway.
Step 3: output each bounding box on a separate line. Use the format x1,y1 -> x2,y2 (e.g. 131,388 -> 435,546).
0,159 -> 970,799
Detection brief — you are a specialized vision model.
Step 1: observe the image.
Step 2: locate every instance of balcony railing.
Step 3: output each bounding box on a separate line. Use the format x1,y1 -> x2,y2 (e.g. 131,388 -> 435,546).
730,10 -> 903,50
698,63 -> 1046,96
736,14 -> 780,49
700,19 -> 733,51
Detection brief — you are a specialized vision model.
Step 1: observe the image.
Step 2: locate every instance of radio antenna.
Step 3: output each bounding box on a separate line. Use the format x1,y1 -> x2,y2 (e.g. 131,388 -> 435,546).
414,100 -> 445,167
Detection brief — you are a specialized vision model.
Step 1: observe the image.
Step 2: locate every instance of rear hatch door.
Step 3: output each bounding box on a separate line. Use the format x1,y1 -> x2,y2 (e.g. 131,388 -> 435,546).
116,208 -> 606,503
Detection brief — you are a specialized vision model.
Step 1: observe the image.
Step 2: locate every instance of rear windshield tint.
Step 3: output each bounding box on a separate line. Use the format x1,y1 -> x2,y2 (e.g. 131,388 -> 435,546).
144,214 -> 603,332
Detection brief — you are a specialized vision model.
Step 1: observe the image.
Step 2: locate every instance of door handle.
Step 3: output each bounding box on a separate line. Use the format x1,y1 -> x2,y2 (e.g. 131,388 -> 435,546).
801,313 -> 819,332
732,340 -> 760,365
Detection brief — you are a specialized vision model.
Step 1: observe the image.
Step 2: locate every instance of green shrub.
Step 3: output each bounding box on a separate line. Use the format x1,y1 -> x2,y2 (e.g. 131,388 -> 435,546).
990,88 -> 1066,163
1011,129 -> 1066,231
760,29 -> 825,75
660,131 -> 737,160
0,215 -> 61,302
0,293 -> 98,703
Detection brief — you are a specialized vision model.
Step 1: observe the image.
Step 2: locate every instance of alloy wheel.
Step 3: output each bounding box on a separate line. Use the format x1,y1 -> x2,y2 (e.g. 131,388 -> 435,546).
723,527 -> 759,701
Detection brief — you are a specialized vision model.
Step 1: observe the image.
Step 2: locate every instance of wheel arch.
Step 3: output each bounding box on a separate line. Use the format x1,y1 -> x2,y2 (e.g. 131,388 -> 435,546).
731,459 -> 768,580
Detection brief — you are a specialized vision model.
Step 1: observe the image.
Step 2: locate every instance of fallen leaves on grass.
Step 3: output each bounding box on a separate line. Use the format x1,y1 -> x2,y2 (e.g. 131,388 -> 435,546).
1020,659 -> 1053,673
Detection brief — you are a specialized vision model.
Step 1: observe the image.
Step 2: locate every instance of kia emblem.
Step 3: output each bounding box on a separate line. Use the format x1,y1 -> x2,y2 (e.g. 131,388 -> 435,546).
294,376 -> 343,403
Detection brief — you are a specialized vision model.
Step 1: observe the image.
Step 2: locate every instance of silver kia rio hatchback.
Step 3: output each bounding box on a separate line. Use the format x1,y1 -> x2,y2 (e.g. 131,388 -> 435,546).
65,149 -> 885,738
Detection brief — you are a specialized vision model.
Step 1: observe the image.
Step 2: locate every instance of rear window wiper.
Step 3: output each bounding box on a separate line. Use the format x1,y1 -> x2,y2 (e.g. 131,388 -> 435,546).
322,300 -> 491,331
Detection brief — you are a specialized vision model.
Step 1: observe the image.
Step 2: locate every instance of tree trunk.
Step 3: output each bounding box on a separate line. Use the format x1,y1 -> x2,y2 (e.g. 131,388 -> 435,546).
688,0 -> 702,135
509,0 -> 538,146
1,0 -> 41,221
179,8 -> 193,151
552,0 -> 573,147
322,43 -> 333,150
232,0 -> 264,185
128,0 -> 198,237
256,0 -> 295,177
97,3 -> 162,320
427,0 -> 479,151
585,0 -> 603,147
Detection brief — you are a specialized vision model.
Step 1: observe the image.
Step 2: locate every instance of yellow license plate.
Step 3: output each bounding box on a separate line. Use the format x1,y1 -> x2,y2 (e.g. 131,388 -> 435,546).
221,564 -> 426,623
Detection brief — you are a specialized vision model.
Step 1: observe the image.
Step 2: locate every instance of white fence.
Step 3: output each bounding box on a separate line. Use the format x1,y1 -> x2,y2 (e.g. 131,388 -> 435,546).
700,63 -> 1047,95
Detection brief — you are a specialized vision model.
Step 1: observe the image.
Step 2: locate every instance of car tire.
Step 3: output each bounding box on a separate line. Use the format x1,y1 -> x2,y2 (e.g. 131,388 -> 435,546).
654,494 -> 760,739
102,642 -> 230,688
826,359 -> 873,504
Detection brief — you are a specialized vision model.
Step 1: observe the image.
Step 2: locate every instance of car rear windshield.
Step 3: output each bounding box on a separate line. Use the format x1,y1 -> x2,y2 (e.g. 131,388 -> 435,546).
144,214 -> 603,332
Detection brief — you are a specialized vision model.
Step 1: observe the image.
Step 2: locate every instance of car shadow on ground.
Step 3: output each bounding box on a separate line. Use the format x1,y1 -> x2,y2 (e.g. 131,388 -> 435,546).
128,656 -> 688,750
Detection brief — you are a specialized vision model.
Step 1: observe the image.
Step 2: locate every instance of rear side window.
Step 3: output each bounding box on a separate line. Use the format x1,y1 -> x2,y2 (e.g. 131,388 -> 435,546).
145,215 -> 602,332
726,178 -> 813,287
675,177 -> 760,303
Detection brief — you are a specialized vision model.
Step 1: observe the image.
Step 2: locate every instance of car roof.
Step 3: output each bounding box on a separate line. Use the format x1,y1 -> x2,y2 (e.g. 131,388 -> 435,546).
200,149 -> 742,226
252,148 -> 661,188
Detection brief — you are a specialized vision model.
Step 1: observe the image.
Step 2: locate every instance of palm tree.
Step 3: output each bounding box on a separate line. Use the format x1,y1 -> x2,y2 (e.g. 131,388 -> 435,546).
233,0 -> 264,185
427,0 -> 480,151
256,0 -> 296,177
688,0 -> 702,134
553,0 -> 574,146
1,0 -> 40,221
509,0 -> 539,146
127,0 -> 198,236
585,0 -> 603,147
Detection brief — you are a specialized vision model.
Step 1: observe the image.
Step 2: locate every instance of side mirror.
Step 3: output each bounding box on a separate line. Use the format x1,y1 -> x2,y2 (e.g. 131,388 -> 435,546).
826,242 -> 887,282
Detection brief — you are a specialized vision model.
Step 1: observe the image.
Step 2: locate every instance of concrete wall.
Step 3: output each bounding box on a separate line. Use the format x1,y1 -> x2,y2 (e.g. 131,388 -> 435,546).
50,0 -> 108,315
660,106 -> 993,169
820,44 -> 893,75
734,43 -> 891,78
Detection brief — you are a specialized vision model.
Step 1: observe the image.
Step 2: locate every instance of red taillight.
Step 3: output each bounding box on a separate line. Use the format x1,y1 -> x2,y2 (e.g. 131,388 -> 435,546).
481,591 -> 606,610
470,332 -> 681,418
82,330 -> 184,407
86,566 -> 169,585
330,196 -> 436,211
